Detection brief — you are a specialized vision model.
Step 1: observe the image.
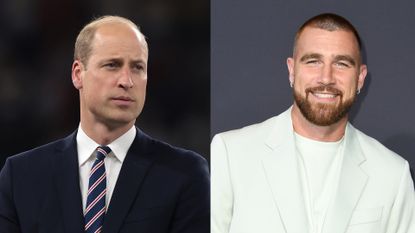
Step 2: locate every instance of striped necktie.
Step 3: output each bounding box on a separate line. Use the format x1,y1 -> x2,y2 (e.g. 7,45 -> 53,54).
84,146 -> 111,233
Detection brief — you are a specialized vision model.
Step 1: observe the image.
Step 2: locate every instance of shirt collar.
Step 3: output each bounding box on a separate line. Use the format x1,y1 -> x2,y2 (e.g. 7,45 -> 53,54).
76,125 -> 136,166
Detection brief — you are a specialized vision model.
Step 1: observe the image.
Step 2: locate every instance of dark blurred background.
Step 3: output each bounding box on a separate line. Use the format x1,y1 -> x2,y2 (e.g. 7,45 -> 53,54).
0,0 -> 210,169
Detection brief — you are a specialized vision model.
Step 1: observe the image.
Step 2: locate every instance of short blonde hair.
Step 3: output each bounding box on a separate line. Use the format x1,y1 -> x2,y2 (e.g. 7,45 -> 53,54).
73,15 -> 148,66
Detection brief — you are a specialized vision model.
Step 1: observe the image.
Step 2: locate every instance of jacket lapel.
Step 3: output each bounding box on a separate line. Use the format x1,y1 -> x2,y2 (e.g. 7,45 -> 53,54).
261,108 -> 310,233
261,108 -> 368,233
103,128 -> 156,233
322,124 -> 368,233
54,131 -> 85,233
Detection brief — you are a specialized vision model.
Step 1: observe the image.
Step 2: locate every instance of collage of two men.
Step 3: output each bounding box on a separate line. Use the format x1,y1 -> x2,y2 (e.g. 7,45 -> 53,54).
1,0 -> 414,232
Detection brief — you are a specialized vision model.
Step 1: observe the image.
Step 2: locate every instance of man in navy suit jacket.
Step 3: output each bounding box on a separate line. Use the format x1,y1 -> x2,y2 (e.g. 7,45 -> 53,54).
0,15 -> 209,233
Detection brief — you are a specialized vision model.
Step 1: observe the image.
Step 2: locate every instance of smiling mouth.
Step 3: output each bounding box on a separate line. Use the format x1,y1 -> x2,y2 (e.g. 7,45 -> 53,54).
306,85 -> 342,100
311,92 -> 339,99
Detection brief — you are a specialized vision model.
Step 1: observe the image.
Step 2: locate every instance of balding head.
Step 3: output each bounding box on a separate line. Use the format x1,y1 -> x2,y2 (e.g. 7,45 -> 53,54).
74,15 -> 148,67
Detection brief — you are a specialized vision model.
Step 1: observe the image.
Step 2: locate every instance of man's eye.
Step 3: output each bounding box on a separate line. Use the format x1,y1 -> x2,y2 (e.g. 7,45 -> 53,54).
134,65 -> 143,70
306,60 -> 319,64
104,63 -> 118,69
132,64 -> 144,71
335,62 -> 350,68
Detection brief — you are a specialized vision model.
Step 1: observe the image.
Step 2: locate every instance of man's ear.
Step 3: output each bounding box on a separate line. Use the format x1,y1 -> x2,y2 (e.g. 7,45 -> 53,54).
72,60 -> 84,90
287,57 -> 295,84
357,64 -> 368,91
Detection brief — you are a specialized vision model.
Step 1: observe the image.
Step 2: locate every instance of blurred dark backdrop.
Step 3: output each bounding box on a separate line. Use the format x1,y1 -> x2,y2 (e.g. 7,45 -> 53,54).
0,0 -> 210,169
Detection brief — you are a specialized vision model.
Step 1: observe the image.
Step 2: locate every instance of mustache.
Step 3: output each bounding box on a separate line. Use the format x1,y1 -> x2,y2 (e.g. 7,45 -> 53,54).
305,85 -> 342,96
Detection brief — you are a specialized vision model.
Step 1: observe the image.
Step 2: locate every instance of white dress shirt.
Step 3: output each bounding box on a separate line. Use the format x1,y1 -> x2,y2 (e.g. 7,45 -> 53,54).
76,125 -> 136,212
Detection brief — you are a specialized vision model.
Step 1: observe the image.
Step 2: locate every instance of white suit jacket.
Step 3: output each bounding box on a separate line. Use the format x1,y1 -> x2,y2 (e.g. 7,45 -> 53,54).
211,107 -> 415,233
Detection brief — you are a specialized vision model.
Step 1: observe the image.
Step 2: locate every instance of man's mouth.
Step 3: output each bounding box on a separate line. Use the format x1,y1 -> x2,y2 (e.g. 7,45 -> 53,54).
112,96 -> 134,101
305,86 -> 343,103
306,86 -> 342,98
311,92 -> 338,99
110,96 -> 135,106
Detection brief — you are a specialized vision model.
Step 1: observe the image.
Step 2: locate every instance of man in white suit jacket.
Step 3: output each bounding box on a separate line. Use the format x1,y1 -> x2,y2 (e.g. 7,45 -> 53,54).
211,13 -> 415,233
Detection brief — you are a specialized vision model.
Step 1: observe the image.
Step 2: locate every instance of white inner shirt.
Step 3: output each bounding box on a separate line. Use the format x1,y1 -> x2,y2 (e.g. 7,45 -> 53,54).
294,132 -> 344,233
77,125 -> 136,212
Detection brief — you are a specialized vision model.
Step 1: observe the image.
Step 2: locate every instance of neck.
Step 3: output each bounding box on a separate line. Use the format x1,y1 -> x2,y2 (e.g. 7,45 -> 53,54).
80,119 -> 134,145
291,104 -> 347,142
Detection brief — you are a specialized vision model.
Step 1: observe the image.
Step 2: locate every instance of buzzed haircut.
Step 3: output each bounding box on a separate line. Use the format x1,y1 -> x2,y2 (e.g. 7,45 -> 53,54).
293,13 -> 362,55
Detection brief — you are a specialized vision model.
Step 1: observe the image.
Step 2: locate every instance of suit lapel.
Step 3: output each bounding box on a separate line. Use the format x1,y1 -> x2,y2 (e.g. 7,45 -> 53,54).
322,124 -> 368,233
54,131 -> 85,233
261,108 -> 310,233
103,128 -> 156,233
261,109 -> 369,233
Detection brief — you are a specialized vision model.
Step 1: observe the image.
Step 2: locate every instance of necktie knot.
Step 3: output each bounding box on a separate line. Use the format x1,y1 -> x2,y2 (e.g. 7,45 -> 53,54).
96,146 -> 111,160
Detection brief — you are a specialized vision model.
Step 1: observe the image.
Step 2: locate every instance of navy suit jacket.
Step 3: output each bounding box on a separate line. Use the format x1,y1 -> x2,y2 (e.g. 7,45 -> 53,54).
0,128 -> 210,233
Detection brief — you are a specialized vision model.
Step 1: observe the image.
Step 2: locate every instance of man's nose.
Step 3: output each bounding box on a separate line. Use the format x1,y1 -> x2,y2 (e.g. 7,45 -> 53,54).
318,64 -> 335,85
118,68 -> 134,89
